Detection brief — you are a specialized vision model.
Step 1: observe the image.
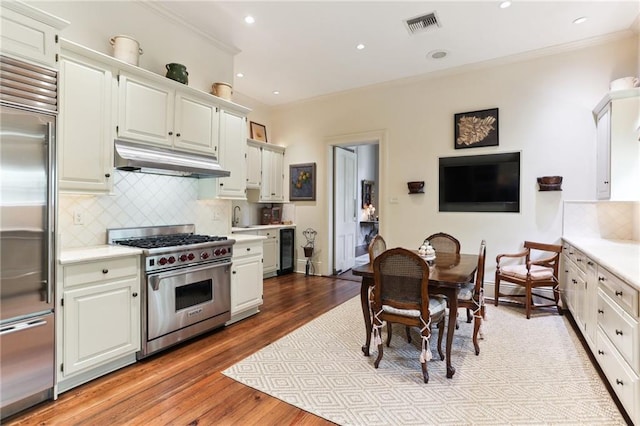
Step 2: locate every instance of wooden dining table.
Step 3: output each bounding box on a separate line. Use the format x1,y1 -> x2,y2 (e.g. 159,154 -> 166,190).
352,251 -> 478,378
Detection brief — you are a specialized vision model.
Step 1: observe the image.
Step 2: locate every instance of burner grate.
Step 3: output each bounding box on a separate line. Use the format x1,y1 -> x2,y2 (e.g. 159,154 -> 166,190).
115,234 -> 227,249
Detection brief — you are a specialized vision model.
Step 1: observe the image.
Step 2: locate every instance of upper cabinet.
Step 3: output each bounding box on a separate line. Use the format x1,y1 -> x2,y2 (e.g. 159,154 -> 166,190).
58,41 -> 116,194
593,89 -> 640,201
117,72 -> 220,157
246,139 -> 285,203
0,1 -> 68,68
217,109 -> 247,199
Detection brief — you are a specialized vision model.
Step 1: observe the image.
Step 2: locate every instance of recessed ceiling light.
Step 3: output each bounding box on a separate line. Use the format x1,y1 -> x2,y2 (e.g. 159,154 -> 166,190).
356,43 -> 365,50
573,16 -> 587,24
427,49 -> 448,60
499,1 -> 511,9
273,90 -> 280,95
236,73 -> 244,78
244,15 -> 255,24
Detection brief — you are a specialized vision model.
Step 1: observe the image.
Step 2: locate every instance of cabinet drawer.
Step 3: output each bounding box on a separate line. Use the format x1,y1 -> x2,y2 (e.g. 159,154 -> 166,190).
598,267 -> 639,317
598,289 -> 639,373
232,241 -> 263,260
63,257 -> 138,288
595,329 -> 639,423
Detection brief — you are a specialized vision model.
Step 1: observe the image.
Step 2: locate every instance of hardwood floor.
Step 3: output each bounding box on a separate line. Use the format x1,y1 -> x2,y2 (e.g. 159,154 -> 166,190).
5,274 -> 360,426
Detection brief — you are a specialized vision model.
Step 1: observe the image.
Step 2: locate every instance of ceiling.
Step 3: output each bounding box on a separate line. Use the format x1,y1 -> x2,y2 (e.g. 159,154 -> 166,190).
153,1 -> 639,106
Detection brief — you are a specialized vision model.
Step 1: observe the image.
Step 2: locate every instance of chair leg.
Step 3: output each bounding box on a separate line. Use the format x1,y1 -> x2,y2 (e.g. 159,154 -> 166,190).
421,326 -> 431,383
386,322 -> 393,347
405,326 -> 411,343
472,315 -> 481,356
466,308 -> 472,323
374,341 -> 384,368
525,285 -> 532,319
494,274 -> 500,306
437,320 -> 445,361
554,285 -> 563,315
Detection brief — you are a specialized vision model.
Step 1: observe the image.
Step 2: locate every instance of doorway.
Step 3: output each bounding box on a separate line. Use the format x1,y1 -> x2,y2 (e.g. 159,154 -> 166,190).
328,131 -> 383,276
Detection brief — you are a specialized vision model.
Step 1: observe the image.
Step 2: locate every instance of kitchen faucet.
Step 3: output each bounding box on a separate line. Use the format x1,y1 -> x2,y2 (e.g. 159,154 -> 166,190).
233,205 -> 241,226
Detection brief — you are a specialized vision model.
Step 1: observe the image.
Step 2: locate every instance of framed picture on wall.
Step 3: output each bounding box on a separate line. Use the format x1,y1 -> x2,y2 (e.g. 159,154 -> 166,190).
289,163 -> 316,201
250,121 -> 268,142
454,108 -> 499,149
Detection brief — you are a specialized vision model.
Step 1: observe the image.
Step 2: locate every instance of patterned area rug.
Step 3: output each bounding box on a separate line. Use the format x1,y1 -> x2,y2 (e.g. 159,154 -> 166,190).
223,297 -> 625,425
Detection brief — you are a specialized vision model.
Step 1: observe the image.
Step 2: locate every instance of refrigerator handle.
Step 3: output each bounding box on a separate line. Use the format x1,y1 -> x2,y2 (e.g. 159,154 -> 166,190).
46,121 -> 54,305
0,319 -> 48,336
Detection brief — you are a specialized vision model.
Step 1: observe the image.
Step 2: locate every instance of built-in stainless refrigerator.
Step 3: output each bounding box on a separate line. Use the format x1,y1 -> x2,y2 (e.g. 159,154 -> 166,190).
0,55 -> 57,419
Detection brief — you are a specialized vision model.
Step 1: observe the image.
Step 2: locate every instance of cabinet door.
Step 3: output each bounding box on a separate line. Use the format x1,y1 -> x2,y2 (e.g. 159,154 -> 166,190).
246,143 -> 262,188
270,149 -> 285,201
217,109 -> 247,199
259,230 -> 278,276
117,74 -> 173,147
174,92 -> 219,156
596,104 -> 611,200
58,53 -> 114,193
260,148 -> 273,201
231,254 -> 263,315
63,278 -> 140,376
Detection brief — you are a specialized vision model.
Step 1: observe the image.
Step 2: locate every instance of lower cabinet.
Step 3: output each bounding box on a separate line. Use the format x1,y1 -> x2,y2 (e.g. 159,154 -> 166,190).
258,229 -> 279,278
57,254 -> 140,393
228,238 -> 264,325
562,239 -> 639,424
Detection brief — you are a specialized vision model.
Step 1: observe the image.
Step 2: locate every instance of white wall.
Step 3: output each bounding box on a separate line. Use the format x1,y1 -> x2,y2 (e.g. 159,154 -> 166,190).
272,36 -> 638,277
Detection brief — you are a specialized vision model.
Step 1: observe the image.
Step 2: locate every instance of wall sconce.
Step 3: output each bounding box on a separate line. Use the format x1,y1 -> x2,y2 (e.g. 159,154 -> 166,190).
407,181 -> 425,194
537,176 -> 562,191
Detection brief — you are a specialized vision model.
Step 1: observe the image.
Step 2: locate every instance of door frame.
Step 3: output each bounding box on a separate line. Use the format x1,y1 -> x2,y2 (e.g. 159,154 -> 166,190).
325,129 -> 387,276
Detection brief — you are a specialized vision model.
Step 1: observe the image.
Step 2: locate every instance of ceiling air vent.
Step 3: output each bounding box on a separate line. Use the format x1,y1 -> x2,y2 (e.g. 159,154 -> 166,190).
404,11 -> 441,35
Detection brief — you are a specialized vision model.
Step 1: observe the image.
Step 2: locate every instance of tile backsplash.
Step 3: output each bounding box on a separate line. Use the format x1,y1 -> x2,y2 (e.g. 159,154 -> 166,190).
59,171 -> 231,248
563,200 -> 639,240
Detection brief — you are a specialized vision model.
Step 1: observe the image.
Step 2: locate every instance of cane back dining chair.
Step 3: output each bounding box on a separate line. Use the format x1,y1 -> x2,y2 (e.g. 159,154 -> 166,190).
423,232 -> 461,255
457,240 -> 486,355
494,241 -> 562,319
368,234 -> 387,264
371,248 -> 446,383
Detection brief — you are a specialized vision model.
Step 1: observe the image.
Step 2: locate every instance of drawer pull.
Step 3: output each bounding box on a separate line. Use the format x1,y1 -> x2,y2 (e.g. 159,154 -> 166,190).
587,261 -> 594,266
616,379 -> 624,386
232,270 -> 237,274
615,291 -> 623,297
102,269 -> 108,274
576,258 -> 582,262
132,292 -> 138,297
564,269 -> 568,273
246,247 -> 251,251
598,350 -> 604,355
615,329 -> 623,336
597,309 -> 604,314
598,276 -> 605,282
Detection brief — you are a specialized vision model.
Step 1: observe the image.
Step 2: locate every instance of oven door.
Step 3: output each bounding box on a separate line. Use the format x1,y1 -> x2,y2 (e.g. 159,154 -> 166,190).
146,261 -> 230,341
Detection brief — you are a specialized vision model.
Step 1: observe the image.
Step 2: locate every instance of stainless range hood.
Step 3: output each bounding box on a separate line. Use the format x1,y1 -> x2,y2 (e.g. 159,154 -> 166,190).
114,140 -> 230,178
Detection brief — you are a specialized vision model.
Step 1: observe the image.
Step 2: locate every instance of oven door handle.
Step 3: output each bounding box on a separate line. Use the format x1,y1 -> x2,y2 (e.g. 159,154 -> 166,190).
149,261 -> 231,291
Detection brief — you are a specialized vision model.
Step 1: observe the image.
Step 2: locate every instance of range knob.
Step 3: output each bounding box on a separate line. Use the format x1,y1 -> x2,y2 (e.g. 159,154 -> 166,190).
220,248 -> 227,255
179,254 -> 188,262
201,252 -> 210,260
214,249 -> 221,256
188,253 -> 195,260
168,256 -> 176,264
159,257 -> 168,265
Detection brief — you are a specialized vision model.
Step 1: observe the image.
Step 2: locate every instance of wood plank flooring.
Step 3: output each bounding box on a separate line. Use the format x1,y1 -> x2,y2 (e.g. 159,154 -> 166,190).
5,274 -> 360,426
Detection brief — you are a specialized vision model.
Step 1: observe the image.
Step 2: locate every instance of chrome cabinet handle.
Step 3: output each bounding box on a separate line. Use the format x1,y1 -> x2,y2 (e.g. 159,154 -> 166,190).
597,309 -> 604,314
615,329 -> 623,336
0,319 -> 47,336
132,292 -> 138,297
597,350 -> 604,355
616,379 -> 623,386
102,269 -> 108,274
615,291 -> 623,297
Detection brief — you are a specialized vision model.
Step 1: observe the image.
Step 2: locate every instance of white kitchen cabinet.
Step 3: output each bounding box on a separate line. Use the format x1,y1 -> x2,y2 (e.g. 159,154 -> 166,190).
258,229 -> 279,278
0,1 -> 68,68
58,41 -> 115,194
57,254 -> 140,393
562,242 -> 597,348
246,139 -> 262,189
117,72 -> 220,157
217,109 -> 247,199
593,89 -> 640,201
247,142 -> 285,203
228,238 -> 264,324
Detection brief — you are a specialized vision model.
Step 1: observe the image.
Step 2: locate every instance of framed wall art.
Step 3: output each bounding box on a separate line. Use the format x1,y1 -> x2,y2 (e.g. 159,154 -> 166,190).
290,163 -> 316,201
454,108 -> 499,149
250,121 -> 268,142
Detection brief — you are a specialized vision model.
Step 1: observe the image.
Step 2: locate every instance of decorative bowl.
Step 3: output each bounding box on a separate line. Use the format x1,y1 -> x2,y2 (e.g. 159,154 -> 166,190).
537,176 -> 562,191
407,181 -> 425,194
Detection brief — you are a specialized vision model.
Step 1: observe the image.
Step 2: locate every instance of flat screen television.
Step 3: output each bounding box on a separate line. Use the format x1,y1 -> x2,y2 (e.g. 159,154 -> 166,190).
439,152 -> 520,213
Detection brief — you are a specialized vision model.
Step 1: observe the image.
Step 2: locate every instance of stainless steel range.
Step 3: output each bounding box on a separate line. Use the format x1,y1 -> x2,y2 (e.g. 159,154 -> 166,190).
107,225 -> 233,359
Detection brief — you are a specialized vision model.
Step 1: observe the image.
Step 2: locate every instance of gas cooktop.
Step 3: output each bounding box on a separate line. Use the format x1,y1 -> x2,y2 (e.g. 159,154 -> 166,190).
115,234 -> 228,249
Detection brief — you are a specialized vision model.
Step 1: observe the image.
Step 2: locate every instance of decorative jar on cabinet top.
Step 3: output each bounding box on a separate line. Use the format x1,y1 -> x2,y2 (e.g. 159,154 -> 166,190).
165,63 -> 188,84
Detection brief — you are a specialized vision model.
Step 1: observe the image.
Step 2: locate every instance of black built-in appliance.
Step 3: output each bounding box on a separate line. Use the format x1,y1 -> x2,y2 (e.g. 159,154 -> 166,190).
278,228 -> 295,275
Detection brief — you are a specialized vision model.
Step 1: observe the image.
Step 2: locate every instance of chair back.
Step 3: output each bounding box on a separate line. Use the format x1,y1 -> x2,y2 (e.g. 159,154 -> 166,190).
373,247 -> 430,313
524,240 -> 562,277
368,235 -> 387,264
424,232 -> 460,254
474,240 -> 487,293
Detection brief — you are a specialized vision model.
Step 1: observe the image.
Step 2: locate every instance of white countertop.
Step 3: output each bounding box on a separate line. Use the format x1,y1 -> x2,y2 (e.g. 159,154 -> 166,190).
562,237 -> 640,290
59,245 -> 143,264
231,223 -> 296,233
